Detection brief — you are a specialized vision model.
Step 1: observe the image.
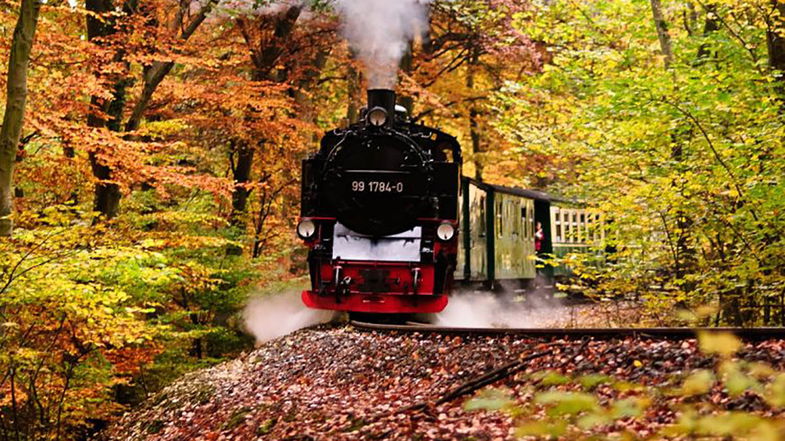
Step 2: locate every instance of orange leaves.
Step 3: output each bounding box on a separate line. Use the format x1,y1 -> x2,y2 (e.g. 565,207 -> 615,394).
105,345 -> 163,376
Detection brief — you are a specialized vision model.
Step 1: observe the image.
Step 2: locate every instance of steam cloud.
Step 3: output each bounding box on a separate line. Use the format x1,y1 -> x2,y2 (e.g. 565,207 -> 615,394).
244,291 -> 335,344
436,288 -> 572,328
334,0 -> 431,89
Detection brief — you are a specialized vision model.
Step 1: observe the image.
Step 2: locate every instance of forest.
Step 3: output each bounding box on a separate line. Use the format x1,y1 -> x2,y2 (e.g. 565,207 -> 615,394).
2,0 -> 785,439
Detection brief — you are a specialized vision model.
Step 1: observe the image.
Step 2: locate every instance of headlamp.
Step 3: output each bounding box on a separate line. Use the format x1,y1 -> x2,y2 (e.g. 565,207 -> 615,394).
297,219 -> 317,240
436,222 -> 456,241
367,107 -> 388,127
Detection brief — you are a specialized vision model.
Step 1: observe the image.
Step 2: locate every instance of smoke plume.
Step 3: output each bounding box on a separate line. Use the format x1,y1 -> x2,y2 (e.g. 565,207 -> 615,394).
243,291 -> 335,344
435,288 -> 571,328
334,0 -> 431,89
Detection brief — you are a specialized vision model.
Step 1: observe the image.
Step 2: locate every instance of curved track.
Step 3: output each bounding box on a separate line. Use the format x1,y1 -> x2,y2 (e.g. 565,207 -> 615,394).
350,320 -> 785,339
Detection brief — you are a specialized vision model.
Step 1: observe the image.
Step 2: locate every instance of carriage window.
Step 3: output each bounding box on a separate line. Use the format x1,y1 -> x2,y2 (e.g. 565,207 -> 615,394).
560,210 -> 566,242
570,211 -> 578,243
496,200 -> 504,238
531,203 -> 536,238
478,196 -> 486,236
521,206 -> 528,238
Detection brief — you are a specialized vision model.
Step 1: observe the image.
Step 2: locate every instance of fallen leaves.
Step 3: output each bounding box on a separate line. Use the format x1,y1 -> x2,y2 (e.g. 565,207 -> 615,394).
101,326 -> 785,441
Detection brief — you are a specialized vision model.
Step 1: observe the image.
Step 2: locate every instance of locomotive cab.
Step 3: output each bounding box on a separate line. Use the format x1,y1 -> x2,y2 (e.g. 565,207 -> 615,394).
299,89 -> 462,314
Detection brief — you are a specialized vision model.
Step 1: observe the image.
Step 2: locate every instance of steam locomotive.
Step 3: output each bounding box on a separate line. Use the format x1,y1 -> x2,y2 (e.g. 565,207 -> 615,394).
298,89 -> 601,314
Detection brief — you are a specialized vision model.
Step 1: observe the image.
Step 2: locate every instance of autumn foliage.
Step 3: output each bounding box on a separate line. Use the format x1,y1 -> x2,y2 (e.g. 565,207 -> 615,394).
1,0 -> 785,439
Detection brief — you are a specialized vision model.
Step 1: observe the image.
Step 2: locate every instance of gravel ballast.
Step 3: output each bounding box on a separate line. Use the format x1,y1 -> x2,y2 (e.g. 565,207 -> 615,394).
101,325 -> 785,441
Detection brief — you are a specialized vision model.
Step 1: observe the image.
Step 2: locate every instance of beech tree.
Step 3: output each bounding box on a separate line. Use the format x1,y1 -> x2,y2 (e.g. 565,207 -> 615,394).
84,0 -> 216,219
0,0 -> 41,236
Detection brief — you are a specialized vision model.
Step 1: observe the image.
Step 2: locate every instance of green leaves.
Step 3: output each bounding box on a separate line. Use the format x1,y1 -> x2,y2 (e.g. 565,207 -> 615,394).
463,388 -> 516,412
535,391 -> 600,416
577,373 -> 613,390
0,205 -> 262,439
495,0 -> 785,327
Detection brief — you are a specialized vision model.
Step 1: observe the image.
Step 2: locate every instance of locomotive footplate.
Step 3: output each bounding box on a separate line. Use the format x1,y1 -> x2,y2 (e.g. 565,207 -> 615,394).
301,290 -> 447,314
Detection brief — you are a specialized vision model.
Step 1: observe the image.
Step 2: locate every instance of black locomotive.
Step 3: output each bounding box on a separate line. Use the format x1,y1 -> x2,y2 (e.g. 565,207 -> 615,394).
298,89 -> 462,313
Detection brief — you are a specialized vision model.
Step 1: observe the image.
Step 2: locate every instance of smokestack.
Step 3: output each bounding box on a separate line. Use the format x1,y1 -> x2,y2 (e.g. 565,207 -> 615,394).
366,89 -> 396,128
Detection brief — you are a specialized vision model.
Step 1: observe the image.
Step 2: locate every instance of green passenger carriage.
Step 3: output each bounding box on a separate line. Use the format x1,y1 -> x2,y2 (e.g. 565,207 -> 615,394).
455,177 -> 603,289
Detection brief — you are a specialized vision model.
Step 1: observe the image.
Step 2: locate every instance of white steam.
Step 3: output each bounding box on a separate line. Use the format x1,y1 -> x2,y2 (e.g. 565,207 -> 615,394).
436,291 -> 574,328
243,291 -> 334,344
334,0 -> 431,89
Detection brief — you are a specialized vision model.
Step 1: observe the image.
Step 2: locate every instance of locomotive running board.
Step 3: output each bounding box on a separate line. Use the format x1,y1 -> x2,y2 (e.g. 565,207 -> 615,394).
302,290 -> 448,314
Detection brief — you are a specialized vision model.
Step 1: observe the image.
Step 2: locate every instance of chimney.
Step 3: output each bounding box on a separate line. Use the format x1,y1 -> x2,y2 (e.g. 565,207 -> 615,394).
366,89 -> 396,128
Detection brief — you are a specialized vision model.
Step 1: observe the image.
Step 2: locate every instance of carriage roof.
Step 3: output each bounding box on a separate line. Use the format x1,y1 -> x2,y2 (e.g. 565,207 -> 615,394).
465,178 -> 577,205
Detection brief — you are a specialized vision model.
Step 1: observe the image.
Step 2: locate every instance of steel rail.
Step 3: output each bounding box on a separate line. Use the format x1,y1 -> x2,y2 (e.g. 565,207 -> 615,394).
350,321 -> 785,339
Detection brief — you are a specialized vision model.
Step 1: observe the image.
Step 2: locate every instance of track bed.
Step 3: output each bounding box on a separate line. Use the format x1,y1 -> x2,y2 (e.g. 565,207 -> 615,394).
103,324 -> 785,441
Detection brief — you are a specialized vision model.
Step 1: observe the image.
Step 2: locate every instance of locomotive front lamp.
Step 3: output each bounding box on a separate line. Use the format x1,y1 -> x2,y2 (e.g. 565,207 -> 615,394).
367,107 -> 388,127
436,222 -> 456,241
297,219 -> 317,240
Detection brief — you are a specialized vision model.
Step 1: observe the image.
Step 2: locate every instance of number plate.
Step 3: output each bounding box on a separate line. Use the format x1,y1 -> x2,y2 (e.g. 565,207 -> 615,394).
350,179 -> 405,193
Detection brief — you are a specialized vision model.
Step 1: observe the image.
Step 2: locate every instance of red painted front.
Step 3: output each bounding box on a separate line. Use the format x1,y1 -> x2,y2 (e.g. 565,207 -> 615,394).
299,218 -> 457,314
319,262 -> 435,294
302,290 -> 448,313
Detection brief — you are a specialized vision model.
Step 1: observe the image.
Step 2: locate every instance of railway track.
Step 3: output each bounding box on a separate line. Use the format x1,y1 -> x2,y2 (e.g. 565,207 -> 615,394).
350,320 -> 785,339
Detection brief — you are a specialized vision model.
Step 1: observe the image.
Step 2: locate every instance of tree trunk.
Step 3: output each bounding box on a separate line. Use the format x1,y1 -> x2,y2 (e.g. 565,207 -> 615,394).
346,53 -> 362,124
768,2 -> 785,91
230,141 -> 256,224
292,50 -> 328,136
246,6 -> 302,81
696,4 -> 720,61
466,50 -> 482,180
125,0 -> 217,132
86,0 -> 214,218
230,5 -> 303,222
650,0 -> 674,68
90,157 -> 122,218
397,44 -> 414,113
86,0 -> 125,219
0,0 -> 41,236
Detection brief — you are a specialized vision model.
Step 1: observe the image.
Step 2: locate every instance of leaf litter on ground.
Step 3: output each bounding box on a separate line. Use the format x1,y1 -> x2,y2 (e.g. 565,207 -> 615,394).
100,325 -> 785,441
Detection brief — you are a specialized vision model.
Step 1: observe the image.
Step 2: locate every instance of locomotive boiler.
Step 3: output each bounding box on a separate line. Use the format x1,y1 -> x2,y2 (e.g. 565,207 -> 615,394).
297,89 -> 462,313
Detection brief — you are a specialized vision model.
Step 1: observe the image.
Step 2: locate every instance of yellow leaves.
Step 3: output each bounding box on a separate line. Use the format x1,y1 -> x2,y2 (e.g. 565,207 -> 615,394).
680,369 -> 715,397
697,331 -> 742,358
766,374 -> 785,408
667,411 -> 781,441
